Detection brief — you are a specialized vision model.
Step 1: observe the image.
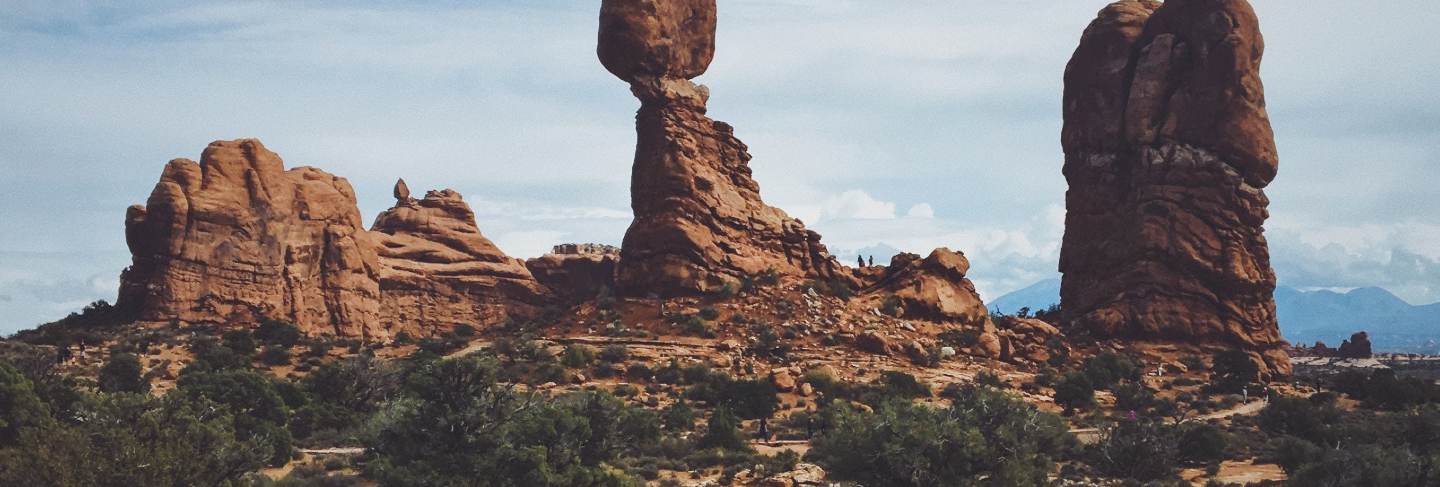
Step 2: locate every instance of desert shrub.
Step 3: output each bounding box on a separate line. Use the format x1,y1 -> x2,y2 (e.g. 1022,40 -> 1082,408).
1209,350 -> 1259,394
1044,336 -> 1070,368
184,336 -> 251,373
1112,382 -> 1156,413
254,319 -> 302,347
222,330 -> 257,356
560,345 -> 595,369
686,374 -> 778,420
1181,355 -> 1206,371
98,352 -> 149,394
871,371 -> 930,401
974,371 -> 1004,389
1082,352 -> 1140,389
1053,372 -> 1096,415
697,407 -> 748,452
698,307 -> 721,321
625,363 -> 653,382
1179,423 -> 1229,464
176,369 -> 293,465
808,387 -> 1071,487
599,345 -> 629,363
0,391 -> 268,486
662,399 -> 696,431
746,326 -> 791,360
676,315 -> 713,338
1088,419 -> 1180,481
1258,396 -> 1329,443
654,359 -> 684,385
260,345 -> 291,366
365,356 -> 649,486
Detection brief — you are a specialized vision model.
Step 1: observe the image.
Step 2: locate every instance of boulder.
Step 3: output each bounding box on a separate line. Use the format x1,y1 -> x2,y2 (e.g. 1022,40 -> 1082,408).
770,369 -> 797,392
599,0 -> 849,297
118,139 -> 385,338
860,248 -> 989,325
1059,0 -> 1289,376
759,463 -> 827,487
371,184 -> 551,334
855,331 -> 893,356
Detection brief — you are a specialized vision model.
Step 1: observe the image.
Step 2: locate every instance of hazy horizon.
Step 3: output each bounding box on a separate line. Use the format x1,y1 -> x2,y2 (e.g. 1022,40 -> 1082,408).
2,0 -> 1437,333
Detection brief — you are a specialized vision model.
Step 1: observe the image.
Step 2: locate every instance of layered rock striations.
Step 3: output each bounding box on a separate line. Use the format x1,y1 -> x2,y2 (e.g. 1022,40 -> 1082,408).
118,139 -> 385,338
599,0 -> 847,296
371,182 -> 551,333
120,142 -> 551,338
1059,0 -> 1288,375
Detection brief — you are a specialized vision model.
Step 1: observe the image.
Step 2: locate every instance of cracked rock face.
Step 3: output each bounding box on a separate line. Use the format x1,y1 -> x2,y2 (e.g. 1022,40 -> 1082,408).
599,0 -> 847,296
1060,0 -> 1288,376
371,184 -> 551,334
119,139 -> 385,338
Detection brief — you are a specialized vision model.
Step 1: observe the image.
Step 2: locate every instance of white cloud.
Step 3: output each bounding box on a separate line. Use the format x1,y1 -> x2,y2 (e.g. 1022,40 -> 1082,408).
816,190 -> 897,222
906,203 -> 935,219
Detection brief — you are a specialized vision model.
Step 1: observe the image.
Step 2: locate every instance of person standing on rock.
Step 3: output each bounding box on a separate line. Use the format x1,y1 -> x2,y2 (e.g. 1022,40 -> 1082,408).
757,416 -> 772,445
857,255 -> 866,268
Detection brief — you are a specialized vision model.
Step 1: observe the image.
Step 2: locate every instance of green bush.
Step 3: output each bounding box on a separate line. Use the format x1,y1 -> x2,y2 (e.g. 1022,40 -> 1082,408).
662,399 -> 696,431
697,407 -> 748,452
1088,419 -> 1180,481
1179,423 -> 1228,464
98,352 -> 149,394
0,392 -> 268,485
365,355 -> 650,486
254,319 -> 302,347
260,345 -> 291,366
1053,372 -> 1095,415
1210,350 -> 1259,394
599,345 -> 628,363
1082,352 -> 1140,389
808,387 -> 1070,486
560,345 -> 596,369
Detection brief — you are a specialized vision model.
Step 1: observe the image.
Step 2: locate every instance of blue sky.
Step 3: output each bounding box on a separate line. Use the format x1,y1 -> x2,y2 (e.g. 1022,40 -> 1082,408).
2,0 -> 1437,333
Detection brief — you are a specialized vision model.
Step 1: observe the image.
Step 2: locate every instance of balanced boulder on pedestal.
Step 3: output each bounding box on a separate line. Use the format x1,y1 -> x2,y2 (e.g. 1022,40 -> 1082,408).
599,0 -> 847,297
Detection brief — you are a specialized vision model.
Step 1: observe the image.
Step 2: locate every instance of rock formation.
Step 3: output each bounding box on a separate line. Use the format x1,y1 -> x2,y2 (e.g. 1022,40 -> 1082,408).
371,182 -> 551,333
120,141 -> 553,339
860,249 -> 988,326
118,139 -> 385,338
525,244 -> 620,302
1059,0 -> 1288,375
1337,331 -> 1373,359
599,0 -> 848,296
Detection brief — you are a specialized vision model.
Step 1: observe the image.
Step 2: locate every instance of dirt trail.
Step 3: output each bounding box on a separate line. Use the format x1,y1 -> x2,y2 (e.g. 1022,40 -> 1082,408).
1070,398 -> 1269,444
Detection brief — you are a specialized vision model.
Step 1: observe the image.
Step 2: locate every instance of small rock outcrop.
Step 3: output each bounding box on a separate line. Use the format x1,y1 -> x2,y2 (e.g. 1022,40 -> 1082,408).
371,183 -> 551,332
599,0 -> 847,297
860,249 -> 989,326
118,139 -> 385,338
1059,0 -> 1288,376
525,244 -> 620,301
1337,332 -> 1373,359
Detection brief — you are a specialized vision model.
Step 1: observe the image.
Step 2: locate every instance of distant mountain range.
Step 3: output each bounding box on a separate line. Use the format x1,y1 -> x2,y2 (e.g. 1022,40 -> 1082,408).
990,279 -> 1440,354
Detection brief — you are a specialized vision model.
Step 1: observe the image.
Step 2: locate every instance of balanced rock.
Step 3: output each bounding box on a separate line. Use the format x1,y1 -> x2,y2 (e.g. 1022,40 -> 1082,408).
599,0 -> 848,296
525,243 -> 620,301
860,249 -> 988,326
1059,0 -> 1288,376
371,184 -> 550,332
118,139 -> 384,338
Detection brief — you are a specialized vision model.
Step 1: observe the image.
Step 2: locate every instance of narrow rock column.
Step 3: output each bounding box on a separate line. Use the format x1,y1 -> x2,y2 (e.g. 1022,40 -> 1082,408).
598,0 -> 846,296
1059,0 -> 1288,376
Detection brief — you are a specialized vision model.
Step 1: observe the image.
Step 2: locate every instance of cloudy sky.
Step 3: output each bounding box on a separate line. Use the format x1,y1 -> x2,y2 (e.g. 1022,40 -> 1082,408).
1,0 -> 1437,333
